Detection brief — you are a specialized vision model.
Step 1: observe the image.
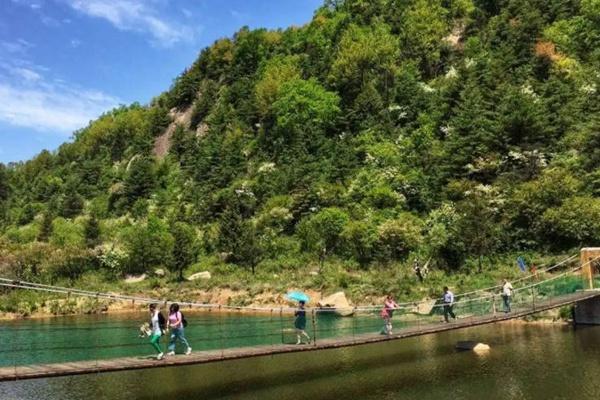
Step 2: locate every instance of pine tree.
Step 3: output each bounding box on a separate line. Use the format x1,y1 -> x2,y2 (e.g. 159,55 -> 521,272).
84,214 -> 101,248
37,212 -> 53,242
170,222 -> 198,281
124,156 -> 156,206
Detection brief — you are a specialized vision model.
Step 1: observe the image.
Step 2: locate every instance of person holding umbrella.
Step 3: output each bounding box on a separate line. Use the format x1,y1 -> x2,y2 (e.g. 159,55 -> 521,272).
286,291 -> 311,345
294,300 -> 311,344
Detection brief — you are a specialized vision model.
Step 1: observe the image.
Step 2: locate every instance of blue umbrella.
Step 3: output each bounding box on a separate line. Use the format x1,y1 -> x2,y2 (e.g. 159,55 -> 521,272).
285,291 -> 310,303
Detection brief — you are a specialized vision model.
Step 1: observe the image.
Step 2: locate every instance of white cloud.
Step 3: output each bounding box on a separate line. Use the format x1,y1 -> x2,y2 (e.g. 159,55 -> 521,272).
70,39 -> 81,48
0,38 -> 120,135
65,0 -> 194,46
0,81 -> 120,134
0,39 -> 33,54
12,67 -> 42,82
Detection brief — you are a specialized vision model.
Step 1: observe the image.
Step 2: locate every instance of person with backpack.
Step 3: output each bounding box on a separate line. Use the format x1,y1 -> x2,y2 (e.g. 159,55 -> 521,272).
166,303 -> 192,355
148,303 -> 165,360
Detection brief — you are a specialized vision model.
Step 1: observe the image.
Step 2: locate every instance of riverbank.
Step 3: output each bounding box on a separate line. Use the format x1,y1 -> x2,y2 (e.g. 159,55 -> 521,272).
0,252 -> 580,320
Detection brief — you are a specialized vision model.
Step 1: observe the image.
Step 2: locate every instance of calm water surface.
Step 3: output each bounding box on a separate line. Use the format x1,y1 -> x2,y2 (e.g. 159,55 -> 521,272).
1,314 -> 600,400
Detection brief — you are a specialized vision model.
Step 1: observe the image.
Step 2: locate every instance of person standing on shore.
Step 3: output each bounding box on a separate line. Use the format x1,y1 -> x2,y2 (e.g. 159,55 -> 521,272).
381,294 -> 399,335
294,300 -> 311,344
502,279 -> 514,313
148,303 -> 165,360
442,287 -> 456,323
413,259 -> 424,282
166,303 -> 192,356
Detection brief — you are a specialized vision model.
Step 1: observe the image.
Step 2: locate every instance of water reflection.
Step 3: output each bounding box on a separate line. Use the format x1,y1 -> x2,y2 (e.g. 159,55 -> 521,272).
2,322 -> 600,400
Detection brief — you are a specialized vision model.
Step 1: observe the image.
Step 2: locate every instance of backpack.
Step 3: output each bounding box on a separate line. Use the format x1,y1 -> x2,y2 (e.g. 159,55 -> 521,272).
180,312 -> 188,328
158,312 -> 166,333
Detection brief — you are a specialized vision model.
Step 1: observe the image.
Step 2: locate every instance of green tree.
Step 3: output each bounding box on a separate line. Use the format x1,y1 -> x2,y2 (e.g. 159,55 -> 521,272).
37,212 -> 54,242
170,222 -> 198,281
269,78 -> 340,156
376,213 -> 423,262
255,55 -> 302,117
123,156 -> 156,207
84,214 -> 101,248
298,207 -> 349,271
329,22 -> 398,101
59,183 -> 84,218
124,216 -> 174,275
341,219 -> 377,267
0,164 -> 9,202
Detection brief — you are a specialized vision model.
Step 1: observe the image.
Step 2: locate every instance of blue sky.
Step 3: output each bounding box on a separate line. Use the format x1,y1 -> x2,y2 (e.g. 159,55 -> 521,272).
0,0 -> 322,163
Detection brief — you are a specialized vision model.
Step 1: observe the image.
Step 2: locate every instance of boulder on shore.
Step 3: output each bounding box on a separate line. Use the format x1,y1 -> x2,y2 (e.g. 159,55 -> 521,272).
188,271 -> 211,281
124,274 -> 146,284
318,291 -> 354,317
414,299 -> 437,315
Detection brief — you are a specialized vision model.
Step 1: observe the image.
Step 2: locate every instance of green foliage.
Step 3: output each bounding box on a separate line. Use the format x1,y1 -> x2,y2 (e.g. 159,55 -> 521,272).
84,215 -> 101,248
50,217 -> 84,247
376,213 -> 423,261
341,219 -> 377,267
269,78 -> 340,156
298,207 -> 349,261
255,55 -> 302,117
37,212 -> 54,242
123,156 -> 156,208
170,222 -> 198,280
2,0 -> 600,282
123,216 -> 174,275
541,196 -> 600,247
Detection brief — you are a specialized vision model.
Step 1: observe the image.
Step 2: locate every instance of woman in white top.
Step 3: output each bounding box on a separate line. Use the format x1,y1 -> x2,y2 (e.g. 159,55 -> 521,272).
149,304 -> 164,359
502,279 -> 514,313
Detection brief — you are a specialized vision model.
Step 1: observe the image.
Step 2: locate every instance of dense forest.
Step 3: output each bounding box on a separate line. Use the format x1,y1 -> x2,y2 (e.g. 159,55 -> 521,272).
1,0 -> 599,290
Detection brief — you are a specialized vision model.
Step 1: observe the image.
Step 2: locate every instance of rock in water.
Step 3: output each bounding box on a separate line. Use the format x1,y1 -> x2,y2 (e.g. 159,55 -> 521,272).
456,341 -> 491,352
318,292 -> 354,316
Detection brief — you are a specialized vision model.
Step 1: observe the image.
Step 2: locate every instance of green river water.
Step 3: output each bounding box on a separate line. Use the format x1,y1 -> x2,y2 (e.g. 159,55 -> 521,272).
1,313 -> 600,400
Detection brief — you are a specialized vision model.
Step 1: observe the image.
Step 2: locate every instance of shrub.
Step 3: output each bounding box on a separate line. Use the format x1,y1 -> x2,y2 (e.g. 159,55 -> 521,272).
376,213 -> 423,261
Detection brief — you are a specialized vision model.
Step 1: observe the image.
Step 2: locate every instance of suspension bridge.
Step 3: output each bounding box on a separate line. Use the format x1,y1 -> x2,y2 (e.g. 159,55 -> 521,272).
0,249 -> 599,382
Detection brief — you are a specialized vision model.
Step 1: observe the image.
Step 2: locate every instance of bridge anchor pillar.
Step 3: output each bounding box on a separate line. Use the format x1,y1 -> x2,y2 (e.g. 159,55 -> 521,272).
574,297 -> 600,325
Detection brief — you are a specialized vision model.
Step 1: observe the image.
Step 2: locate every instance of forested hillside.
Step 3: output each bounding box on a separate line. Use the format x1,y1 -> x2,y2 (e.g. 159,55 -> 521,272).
1,0 -> 599,291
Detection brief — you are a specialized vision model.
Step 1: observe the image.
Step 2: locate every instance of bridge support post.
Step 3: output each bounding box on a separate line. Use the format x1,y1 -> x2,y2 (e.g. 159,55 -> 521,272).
574,297 -> 600,325
581,248 -> 600,290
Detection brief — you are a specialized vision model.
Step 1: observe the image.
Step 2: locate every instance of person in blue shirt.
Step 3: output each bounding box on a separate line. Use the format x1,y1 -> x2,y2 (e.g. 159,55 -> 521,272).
443,287 -> 456,323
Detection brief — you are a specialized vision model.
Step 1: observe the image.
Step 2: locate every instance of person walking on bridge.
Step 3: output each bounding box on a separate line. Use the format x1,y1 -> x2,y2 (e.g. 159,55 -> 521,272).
166,303 -> 192,356
442,287 -> 456,323
502,279 -> 514,313
294,300 -> 311,344
381,294 -> 399,335
148,304 -> 165,360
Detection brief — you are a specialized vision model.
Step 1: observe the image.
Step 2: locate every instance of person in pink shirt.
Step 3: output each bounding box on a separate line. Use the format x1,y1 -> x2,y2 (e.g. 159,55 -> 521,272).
380,294 -> 399,335
166,303 -> 192,356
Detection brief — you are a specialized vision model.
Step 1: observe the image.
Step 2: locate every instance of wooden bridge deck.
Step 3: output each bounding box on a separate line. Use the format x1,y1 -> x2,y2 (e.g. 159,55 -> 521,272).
1,289 -> 599,382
